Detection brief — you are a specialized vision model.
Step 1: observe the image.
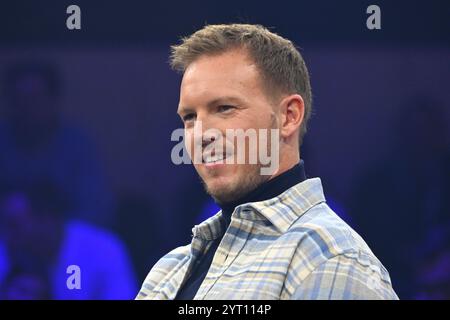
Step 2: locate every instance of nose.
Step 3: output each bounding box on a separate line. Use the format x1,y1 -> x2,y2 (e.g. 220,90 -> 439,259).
201,132 -> 218,151
193,114 -> 222,150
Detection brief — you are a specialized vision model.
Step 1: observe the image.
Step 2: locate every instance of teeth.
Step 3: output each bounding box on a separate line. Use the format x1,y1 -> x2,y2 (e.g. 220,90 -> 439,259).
203,153 -> 226,163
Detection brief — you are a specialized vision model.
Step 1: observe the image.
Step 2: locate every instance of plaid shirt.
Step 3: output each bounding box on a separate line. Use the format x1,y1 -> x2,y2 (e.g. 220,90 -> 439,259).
136,178 -> 398,300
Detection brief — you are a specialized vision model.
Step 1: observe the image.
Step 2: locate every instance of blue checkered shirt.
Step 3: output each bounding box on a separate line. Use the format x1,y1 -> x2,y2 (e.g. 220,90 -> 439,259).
136,178 -> 398,300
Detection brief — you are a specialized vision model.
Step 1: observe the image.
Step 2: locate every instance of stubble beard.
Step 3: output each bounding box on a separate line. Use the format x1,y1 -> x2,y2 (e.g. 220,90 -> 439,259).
200,163 -> 270,205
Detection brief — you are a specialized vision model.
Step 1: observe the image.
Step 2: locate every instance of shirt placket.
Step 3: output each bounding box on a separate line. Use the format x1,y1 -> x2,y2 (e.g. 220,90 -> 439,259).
195,214 -> 254,299
155,235 -> 206,299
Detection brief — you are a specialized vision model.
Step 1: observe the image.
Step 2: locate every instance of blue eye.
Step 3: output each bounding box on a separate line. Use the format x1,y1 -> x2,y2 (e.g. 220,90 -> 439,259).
183,113 -> 196,122
218,105 -> 235,113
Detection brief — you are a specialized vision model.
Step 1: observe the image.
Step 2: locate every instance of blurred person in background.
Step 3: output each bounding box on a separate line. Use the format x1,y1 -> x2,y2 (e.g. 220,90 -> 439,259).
0,181 -> 138,299
0,265 -> 51,300
114,193 -> 170,284
352,96 -> 450,299
414,225 -> 450,299
0,61 -> 114,227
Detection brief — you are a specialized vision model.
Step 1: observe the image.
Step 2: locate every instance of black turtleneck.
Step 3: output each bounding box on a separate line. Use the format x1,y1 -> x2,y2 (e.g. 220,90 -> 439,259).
175,160 -> 306,300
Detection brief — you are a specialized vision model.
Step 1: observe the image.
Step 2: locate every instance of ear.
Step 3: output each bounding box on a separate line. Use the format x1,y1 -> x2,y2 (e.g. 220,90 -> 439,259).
279,94 -> 305,139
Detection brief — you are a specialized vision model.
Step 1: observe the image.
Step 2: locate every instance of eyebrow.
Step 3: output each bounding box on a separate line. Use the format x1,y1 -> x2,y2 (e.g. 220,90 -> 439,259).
177,96 -> 245,116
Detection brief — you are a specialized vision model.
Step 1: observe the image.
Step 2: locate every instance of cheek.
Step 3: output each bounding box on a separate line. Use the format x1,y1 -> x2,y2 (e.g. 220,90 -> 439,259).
184,130 -> 195,157
228,113 -> 255,130
236,108 -> 275,132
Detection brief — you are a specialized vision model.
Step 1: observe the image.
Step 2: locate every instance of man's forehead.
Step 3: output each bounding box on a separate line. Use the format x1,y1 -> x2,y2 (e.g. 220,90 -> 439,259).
181,50 -> 258,84
180,58 -> 261,104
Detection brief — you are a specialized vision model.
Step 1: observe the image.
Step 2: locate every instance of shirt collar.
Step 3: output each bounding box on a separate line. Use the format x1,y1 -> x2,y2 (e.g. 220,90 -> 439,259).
219,160 -> 307,215
192,177 -> 326,240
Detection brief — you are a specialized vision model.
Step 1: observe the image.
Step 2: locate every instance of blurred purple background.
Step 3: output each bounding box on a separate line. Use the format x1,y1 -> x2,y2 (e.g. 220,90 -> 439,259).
0,0 -> 449,299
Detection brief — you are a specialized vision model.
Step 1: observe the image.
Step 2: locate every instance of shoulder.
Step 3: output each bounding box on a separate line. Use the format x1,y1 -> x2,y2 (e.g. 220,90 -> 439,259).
288,202 -> 373,256
285,203 -> 396,298
137,244 -> 191,297
64,220 -> 127,253
151,244 -> 192,270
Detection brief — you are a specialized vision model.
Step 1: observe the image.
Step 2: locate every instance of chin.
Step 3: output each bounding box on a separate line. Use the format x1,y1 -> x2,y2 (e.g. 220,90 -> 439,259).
198,164 -> 265,203
203,176 -> 239,202
205,176 -> 234,193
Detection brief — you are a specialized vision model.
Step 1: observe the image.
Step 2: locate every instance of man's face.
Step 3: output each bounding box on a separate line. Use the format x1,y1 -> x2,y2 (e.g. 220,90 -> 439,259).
178,49 -> 280,204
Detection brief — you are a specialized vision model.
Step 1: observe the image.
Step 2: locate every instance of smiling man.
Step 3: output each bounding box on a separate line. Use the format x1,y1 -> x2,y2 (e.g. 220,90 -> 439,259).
136,24 -> 398,300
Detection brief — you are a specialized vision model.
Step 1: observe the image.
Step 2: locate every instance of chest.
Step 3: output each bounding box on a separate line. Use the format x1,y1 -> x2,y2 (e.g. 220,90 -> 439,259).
194,230 -> 301,299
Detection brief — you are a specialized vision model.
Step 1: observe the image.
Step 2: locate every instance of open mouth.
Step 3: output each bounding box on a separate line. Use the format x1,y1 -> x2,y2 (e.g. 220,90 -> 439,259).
202,152 -> 231,164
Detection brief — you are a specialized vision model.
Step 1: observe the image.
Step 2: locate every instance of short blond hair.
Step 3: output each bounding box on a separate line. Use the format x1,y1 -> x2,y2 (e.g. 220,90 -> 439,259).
170,23 -> 313,142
